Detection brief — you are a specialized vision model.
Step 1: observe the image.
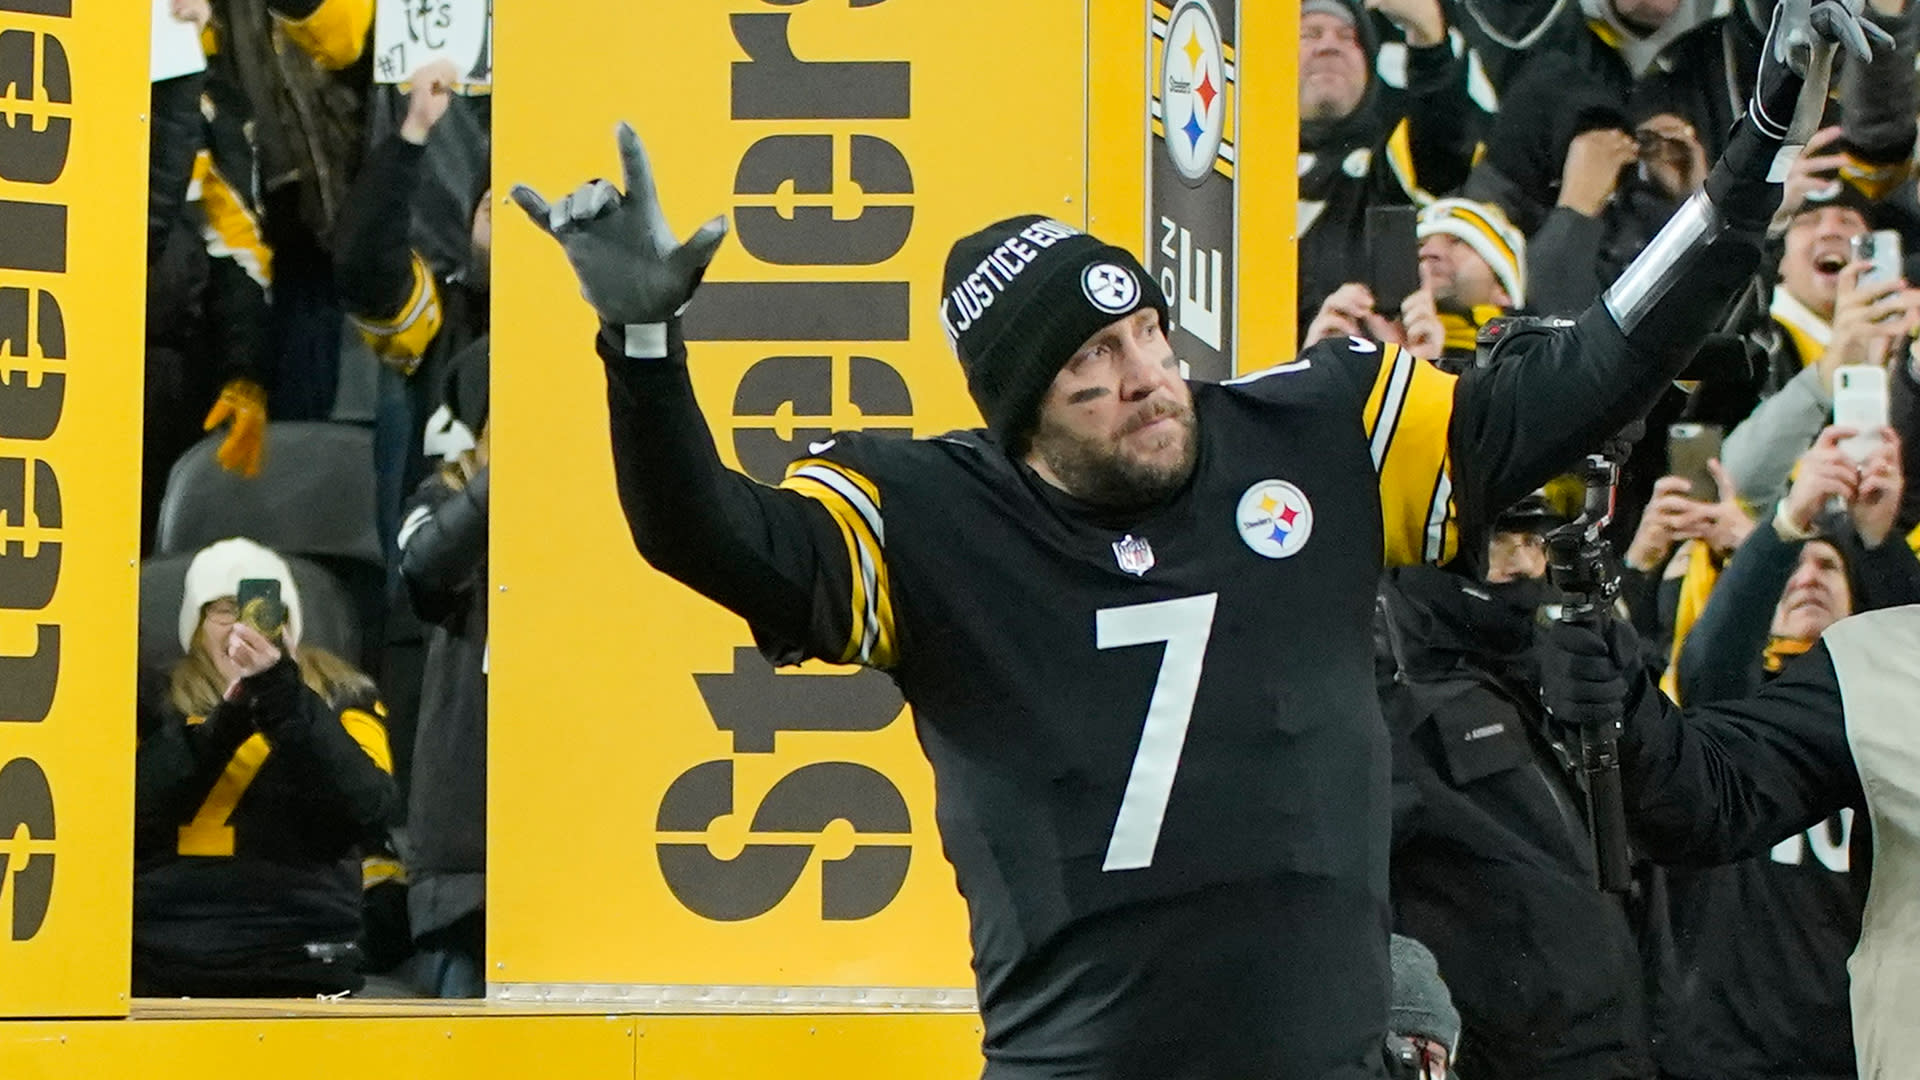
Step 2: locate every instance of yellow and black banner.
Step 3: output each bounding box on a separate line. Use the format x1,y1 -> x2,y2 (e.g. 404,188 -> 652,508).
490,1 -> 1099,996
491,1 -> 1297,999
1144,0 -> 1298,376
0,1 -> 147,1017
1150,0 -> 1239,380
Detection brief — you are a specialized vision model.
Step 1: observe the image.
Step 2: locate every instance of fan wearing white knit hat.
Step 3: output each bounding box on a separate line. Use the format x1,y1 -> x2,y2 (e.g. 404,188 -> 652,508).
135,536 -> 400,999
174,537 -> 306,677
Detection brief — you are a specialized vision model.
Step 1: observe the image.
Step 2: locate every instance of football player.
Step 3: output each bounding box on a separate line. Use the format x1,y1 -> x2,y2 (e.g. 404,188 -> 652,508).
510,4 -> 1887,1074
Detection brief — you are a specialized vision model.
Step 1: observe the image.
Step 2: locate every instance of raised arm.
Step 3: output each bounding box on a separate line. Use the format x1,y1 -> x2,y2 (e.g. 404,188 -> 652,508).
510,125 -> 869,666
1557,619 -> 1860,867
1375,0 -> 1482,200
1447,2 -> 1895,542
335,64 -> 460,371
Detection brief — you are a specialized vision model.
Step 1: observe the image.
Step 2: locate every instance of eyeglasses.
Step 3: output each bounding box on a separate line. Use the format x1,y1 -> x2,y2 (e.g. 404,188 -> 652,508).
202,599 -> 241,625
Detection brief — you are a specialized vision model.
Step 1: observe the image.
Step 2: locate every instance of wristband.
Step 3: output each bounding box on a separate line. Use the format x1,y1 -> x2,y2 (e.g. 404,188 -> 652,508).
602,321 -> 669,360
1772,499 -> 1821,542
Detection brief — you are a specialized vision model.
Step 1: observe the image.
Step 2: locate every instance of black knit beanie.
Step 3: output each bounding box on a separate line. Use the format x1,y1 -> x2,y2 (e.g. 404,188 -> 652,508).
940,215 -> 1168,447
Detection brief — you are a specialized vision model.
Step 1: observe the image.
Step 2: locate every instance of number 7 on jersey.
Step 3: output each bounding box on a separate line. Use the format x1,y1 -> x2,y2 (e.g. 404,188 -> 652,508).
1098,593 -> 1218,871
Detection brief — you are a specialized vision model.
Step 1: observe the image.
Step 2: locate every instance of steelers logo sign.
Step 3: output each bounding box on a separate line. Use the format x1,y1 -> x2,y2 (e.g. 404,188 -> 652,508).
1082,262 -> 1142,315
1236,479 -> 1314,559
1160,0 -> 1228,183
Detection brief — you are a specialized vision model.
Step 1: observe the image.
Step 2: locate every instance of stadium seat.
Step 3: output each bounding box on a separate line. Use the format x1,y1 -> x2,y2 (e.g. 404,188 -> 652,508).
154,421 -> 382,566
153,422 -> 386,669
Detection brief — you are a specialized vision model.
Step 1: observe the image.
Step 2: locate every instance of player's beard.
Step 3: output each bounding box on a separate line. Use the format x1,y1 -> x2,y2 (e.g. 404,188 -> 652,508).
1031,397 -> 1200,512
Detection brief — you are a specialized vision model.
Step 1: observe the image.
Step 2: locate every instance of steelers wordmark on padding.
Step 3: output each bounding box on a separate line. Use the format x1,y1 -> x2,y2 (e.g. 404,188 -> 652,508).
1082,262 -> 1142,315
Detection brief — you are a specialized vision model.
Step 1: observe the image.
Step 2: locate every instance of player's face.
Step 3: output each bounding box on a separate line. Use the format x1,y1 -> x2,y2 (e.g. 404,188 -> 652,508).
1028,308 -> 1197,511
1419,234 -> 1509,310
1770,540 -> 1852,641
1780,206 -> 1868,321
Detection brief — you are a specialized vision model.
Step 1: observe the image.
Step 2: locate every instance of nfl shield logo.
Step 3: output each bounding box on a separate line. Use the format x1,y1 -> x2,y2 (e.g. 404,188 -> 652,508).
1112,534 -> 1155,576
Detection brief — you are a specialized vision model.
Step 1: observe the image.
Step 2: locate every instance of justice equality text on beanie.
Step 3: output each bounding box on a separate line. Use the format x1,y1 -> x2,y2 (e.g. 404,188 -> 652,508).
940,215 -> 1169,446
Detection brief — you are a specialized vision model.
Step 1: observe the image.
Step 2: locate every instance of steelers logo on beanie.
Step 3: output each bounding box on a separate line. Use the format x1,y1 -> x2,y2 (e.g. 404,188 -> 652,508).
940,215 -> 1169,447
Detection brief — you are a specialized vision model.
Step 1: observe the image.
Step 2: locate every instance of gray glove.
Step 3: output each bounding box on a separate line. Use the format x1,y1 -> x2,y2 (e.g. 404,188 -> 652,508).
1770,0 -> 1891,67
509,122 -> 727,336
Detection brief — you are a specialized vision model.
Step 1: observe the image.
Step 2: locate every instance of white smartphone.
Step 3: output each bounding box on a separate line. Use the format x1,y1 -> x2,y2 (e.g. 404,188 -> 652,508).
1834,364 -> 1890,462
1852,229 -> 1905,288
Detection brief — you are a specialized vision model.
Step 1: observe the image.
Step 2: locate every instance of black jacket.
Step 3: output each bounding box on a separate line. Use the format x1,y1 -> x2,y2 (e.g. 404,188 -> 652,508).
1299,0 -> 1484,335
134,658 -> 399,996
1653,523 -> 1920,1080
1452,0 -> 1761,157
1381,568 -> 1654,1080
398,466 -> 489,935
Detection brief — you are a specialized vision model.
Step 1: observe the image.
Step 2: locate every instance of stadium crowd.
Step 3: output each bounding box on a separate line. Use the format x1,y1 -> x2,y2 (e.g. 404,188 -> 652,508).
133,0 -> 1920,1077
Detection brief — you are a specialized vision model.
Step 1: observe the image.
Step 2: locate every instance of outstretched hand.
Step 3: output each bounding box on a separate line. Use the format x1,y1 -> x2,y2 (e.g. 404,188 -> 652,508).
1774,0 -> 1893,65
509,123 -> 729,334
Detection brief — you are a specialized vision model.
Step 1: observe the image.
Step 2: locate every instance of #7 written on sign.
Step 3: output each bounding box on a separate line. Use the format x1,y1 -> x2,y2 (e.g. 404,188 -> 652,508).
373,0 -> 494,89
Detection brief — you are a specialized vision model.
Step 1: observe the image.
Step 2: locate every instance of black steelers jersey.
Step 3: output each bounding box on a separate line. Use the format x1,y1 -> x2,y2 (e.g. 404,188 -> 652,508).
134,663 -> 400,972
599,307 -> 1664,1080
772,339 -> 1456,1077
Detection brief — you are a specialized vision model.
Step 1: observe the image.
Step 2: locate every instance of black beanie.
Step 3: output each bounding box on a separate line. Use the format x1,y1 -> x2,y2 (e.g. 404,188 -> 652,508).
940,215 -> 1169,446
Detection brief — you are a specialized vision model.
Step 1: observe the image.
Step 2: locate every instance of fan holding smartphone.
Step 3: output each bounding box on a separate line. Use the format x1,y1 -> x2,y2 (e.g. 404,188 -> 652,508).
1302,199 -> 1525,368
1820,228 -> 1920,378
138,538 -> 398,999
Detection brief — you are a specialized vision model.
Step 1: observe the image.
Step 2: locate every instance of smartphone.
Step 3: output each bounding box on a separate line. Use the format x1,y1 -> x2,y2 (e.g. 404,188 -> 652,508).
236,578 -> 287,643
1366,204 -> 1422,314
1667,423 -> 1724,503
1834,364 -> 1890,462
1851,229 -> 1904,288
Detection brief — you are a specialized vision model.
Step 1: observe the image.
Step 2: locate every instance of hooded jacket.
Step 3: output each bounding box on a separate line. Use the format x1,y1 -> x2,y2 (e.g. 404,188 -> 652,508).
1379,566 -> 1655,1080
1298,0 -> 1484,336
1453,0 -> 1759,145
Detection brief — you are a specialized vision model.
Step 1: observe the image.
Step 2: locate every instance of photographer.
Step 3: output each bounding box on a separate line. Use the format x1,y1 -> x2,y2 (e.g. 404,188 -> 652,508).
397,344 -> 490,997
1463,51 -> 1708,318
1653,426 -> 1918,1080
135,539 -> 401,997
1380,495 -> 1654,1080
1554,446 -> 1920,1072
1385,934 -> 1461,1080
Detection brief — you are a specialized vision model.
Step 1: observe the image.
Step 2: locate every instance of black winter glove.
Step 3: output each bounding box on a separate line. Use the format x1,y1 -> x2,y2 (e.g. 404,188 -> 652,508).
1547,618 -> 1640,741
238,655 -> 305,737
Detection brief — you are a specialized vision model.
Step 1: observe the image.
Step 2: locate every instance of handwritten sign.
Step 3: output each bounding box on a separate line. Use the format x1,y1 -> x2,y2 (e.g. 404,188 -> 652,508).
151,0 -> 208,83
373,0 -> 493,87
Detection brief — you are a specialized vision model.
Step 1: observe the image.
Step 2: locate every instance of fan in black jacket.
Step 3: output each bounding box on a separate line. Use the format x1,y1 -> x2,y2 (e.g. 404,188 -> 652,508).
1380,501 -> 1655,1080
396,343 -> 490,997
135,538 -> 399,997
1650,425 -> 1917,1080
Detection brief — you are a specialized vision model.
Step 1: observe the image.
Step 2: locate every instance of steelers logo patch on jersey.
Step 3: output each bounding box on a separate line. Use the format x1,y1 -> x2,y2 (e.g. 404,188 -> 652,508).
1236,479 -> 1314,559
1082,262 -> 1142,315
